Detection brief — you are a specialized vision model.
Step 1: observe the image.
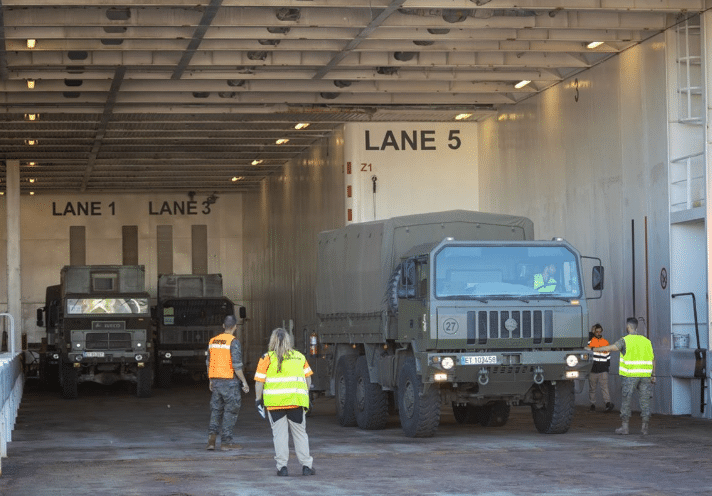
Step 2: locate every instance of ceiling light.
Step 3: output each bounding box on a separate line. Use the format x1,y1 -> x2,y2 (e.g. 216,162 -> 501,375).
29,191 -> 35,196
24,113 -> 39,121
28,162 -> 36,166
25,139 -> 38,146
27,80 -> 35,89
587,41 -> 604,49
514,80 -> 531,89
276,138 -> 289,145
455,113 -> 472,120
231,176 -> 244,182
251,159 -> 263,165
28,178 -> 35,183
27,39 -> 36,49
295,123 -> 310,130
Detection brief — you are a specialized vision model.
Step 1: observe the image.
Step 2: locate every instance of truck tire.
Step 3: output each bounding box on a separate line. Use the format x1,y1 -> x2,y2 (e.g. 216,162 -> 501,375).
156,364 -> 172,389
60,360 -> 78,400
335,355 -> 358,427
479,401 -> 510,427
531,380 -> 575,434
136,366 -> 153,398
452,403 -> 480,424
397,357 -> 440,437
354,355 -> 389,430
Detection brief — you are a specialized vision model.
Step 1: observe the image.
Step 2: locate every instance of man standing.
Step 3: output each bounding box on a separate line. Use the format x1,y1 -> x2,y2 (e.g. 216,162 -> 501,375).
206,314 -> 249,450
254,328 -> 315,477
588,323 -> 614,412
588,317 -> 655,435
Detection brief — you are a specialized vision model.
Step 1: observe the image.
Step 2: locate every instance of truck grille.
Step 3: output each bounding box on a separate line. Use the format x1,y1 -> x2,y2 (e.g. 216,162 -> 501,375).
467,310 -> 553,345
86,332 -> 132,350
160,329 -> 212,345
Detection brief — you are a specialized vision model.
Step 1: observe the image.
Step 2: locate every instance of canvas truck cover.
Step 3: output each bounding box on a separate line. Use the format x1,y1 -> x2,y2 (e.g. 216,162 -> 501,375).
316,210 -> 534,316
158,274 -> 224,299
61,265 -> 146,294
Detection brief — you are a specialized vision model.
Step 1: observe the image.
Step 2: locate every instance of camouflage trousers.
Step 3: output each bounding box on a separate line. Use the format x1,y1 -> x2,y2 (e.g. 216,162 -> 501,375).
208,379 -> 242,443
620,376 -> 653,422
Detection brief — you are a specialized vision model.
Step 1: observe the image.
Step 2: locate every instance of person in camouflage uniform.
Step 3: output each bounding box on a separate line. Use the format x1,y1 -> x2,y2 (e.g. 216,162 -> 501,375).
588,317 -> 656,435
206,314 -> 249,450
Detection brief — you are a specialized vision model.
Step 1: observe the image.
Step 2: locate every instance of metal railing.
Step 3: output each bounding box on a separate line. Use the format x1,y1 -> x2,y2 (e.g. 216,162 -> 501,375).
0,312 -> 23,476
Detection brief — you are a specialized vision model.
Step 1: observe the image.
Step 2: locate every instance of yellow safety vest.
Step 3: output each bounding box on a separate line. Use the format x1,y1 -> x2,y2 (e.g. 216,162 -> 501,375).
208,333 -> 235,379
534,274 -> 557,293
263,350 -> 310,408
619,334 -> 654,377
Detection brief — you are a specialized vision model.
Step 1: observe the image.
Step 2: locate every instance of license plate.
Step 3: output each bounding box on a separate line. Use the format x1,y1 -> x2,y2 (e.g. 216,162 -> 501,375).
460,355 -> 498,365
84,352 -> 105,358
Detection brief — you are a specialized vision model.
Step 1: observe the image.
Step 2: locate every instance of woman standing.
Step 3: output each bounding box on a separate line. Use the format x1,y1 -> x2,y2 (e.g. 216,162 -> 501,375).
254,328 -> 315,476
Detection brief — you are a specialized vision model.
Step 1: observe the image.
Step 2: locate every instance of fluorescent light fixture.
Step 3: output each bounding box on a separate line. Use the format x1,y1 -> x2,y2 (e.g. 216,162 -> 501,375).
587,41 -> 604,49
28,178 -> 35,183
24,113 -> 39,121
294,123 -> 310,130
25,139 -> 37,146
455,113 -> 472,120
251,159 -> 263,165
231,176 -> 244,182
28,162 -> 36,166
275,138 -> 289,145
27,80 -> 35,89
514,80 -> 531,89
27,39 -> 36,49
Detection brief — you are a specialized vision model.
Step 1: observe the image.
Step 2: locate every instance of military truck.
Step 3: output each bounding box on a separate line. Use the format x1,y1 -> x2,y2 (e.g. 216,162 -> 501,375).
307,210 -> 603,437
37,265 -> 153,399
154,273 -> 239,387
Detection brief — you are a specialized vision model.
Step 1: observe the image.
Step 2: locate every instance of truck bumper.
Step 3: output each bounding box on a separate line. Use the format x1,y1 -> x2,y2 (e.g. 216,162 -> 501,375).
420,350 -> 592,396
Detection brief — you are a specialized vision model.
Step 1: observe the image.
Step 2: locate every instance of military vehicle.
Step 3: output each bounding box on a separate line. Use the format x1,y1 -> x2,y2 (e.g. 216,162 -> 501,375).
154,273 -> 240,387
307,210 -> 603,437
37,265 -> 153,399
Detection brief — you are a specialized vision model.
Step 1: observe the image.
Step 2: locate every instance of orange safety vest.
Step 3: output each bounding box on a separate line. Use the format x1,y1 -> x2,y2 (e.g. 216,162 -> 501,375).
208,333 -> 235,379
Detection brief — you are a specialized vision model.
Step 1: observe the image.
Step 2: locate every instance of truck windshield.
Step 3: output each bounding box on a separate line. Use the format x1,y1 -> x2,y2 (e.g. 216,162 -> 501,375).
66,298 -> 149,315
434,245 -> 581,299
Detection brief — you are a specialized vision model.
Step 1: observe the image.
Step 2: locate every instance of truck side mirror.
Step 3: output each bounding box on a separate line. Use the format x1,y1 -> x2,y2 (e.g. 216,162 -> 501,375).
36,307 -> 44,327
238,306 -> 247,319
592,266 -> 604,291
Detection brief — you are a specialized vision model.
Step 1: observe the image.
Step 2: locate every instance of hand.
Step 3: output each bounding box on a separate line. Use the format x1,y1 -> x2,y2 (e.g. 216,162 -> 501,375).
255,397 -> 266,419
209,380 -> 213,392
242,383 -> 250,393
651,375 -> 656,384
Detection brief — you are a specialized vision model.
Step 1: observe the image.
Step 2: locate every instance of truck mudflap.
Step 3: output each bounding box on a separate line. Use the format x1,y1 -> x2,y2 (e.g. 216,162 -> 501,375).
420,350 -> 592,395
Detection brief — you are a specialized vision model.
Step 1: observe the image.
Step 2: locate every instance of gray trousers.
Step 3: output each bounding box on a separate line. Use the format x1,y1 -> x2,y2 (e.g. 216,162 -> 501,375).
588,371 -> 611,405
268,408 -> 313,470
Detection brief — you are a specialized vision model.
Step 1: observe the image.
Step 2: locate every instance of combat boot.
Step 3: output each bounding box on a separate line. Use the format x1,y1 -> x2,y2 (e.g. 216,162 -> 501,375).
615,422 -> 629,435
641,422 -> 649,435
206,433 -> 217,450
221,443 -> 242,451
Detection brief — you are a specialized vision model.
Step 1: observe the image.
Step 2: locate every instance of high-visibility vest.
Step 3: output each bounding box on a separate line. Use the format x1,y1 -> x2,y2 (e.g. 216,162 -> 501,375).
208,333 -> 235,379
262,350 -> 310,408
588,336 -> 611,372
534,274 -> 557,292
619,334 -> 654,377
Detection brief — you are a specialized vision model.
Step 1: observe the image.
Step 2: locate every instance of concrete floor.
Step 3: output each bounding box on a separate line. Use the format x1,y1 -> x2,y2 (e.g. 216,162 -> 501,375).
2,379 -> 712,496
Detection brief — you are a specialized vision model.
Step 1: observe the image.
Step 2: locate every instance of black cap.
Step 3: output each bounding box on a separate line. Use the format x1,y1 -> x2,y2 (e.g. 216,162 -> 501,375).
223,315 -> 238,328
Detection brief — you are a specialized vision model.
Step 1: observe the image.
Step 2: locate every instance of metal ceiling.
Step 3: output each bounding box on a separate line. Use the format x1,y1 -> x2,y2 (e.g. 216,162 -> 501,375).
0,0 -> 703,194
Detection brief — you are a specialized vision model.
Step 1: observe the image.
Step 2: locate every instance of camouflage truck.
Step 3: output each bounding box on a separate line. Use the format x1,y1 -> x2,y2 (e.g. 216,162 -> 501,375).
307,210 -> 603,437
154,274 -> 240,388
38,265 -> 153,399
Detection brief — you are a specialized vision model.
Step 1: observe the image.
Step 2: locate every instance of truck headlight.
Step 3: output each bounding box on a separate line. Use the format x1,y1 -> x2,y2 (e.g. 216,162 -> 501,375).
441,357 -> 455,370
566,355 -> 579,367
434,372 -> 448,381
135,354 -> 144,361
165,352 -> 172,359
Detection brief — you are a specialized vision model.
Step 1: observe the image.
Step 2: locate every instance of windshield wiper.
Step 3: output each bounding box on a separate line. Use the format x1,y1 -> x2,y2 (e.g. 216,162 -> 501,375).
483,294 -> 530,303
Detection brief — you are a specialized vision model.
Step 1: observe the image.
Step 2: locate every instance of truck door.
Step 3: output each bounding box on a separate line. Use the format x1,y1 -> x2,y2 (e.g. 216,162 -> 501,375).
397,258 -> 430,347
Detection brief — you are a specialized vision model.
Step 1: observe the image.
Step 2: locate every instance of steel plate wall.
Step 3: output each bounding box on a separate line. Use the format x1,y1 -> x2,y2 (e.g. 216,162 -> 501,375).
478,33 -> 673,413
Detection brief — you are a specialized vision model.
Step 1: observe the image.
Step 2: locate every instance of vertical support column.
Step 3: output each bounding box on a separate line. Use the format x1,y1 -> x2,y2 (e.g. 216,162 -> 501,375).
191,225 -> 208,275
703,11 -> 712,418
5,161 -> 20,355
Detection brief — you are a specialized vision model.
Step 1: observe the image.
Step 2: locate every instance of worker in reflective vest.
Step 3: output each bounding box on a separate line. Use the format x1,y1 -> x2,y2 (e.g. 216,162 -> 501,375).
587,323 -> 614,412
254,328 -> 315,477
587,317 -> 655,435
533,263 -> 557,292
205,314 -> 249,451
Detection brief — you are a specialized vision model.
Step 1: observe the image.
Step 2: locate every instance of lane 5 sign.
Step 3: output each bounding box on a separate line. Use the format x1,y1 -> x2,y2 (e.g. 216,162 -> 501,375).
364,129 -> 463,151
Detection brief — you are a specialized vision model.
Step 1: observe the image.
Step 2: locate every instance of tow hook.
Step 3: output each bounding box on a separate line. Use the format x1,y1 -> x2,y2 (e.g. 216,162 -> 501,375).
478,368 -> 490,386
533,366 -> 545,385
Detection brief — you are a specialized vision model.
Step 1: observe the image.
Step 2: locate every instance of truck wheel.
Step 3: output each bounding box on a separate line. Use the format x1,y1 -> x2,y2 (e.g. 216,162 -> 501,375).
479,401 -> 510,427
156,365 -> 172,389
354,355 -> 389,430
397,357 -> 440,437
136,366 -> 153,398
335,355 -> 358,427
452,403 -> 480,424
531,381 -> 575,434
60,360 -> 78,400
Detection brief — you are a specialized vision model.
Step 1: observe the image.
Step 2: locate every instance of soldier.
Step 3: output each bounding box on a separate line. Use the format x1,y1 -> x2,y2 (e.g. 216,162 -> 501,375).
206,315 -> 249,450
588,317 -> 655,435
